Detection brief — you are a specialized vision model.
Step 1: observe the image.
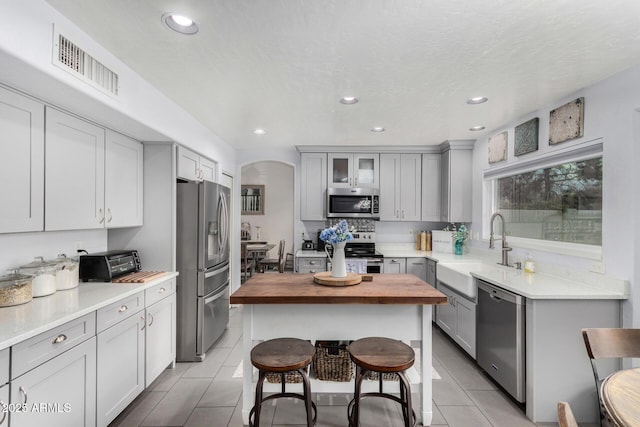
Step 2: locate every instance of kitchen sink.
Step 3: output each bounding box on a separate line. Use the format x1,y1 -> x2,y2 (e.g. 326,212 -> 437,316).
437,262 -> 484,298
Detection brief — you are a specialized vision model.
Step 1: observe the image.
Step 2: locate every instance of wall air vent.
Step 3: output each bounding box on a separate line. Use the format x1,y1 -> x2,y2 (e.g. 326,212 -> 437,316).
53,32 -> 119,97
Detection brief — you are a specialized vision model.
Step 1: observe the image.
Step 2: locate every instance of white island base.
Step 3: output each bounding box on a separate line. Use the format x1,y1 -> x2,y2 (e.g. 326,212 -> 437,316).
240,304 -> 434,426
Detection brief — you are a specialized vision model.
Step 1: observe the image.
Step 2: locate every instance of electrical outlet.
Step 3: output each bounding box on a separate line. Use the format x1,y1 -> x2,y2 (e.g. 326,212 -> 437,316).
74,241 -> 84,251
590,261 -> 605,274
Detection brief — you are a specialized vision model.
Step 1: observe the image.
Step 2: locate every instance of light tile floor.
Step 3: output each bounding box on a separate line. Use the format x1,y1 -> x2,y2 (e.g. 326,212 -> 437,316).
109,307 -> 573,427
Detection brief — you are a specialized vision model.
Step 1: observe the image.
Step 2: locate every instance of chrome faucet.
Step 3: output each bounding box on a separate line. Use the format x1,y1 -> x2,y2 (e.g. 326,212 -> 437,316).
489,212 -> 512,266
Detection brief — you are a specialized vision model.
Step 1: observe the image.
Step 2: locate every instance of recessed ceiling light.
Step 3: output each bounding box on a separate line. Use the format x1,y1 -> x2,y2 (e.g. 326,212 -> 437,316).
467,96 -> 488,105
469,125 -> 485,131
253,128 -> 266,135
162,13 -> 199,35
371,127 -> 385,132
340,96 -> 358,105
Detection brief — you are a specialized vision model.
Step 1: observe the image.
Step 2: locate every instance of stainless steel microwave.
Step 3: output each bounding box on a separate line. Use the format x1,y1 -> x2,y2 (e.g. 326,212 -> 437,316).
327,188 -> 379,218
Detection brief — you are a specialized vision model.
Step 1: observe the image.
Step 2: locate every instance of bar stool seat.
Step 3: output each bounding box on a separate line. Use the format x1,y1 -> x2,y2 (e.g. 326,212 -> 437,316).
348,337 -> 416,427
250,338 -> 317,427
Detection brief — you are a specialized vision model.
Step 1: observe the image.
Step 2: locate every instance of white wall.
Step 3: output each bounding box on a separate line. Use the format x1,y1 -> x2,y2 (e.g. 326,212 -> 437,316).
469,64 -> 640,327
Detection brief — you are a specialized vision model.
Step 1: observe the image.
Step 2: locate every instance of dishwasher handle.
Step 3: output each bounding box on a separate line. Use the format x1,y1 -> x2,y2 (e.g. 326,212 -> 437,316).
477,280 -> 524,305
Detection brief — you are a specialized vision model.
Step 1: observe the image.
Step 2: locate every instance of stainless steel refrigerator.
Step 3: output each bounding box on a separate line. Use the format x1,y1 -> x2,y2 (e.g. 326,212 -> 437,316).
176,181 -> 230,361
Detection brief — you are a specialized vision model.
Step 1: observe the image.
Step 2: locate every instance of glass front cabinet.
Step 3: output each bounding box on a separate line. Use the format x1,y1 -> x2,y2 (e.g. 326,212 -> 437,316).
328,153 -> 379,188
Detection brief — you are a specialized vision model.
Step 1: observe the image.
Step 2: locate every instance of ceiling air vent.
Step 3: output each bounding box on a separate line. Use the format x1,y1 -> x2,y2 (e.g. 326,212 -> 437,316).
54,33 -> 119,96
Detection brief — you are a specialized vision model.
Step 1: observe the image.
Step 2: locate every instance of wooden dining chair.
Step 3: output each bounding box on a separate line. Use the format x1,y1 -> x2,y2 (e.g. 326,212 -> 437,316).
581,328 -> 640,424
240,242 -> 255,283
557,401 -> 579,427
261,240 -> 285,273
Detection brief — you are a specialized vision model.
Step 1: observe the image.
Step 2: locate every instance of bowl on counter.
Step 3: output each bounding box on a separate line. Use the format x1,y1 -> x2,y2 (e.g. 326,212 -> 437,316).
19,257 -> 58,297
0,271 -> 33,307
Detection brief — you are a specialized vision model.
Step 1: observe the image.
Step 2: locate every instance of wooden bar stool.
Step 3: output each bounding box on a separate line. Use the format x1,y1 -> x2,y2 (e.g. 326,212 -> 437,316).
347,337 -> 416,427
249,338 -> 317,427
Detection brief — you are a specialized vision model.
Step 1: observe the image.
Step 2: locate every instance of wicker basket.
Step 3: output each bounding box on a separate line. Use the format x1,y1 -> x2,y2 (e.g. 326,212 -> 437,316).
265,366 -> 308,384
364,371 -> 398,381
313,341 -> 354,382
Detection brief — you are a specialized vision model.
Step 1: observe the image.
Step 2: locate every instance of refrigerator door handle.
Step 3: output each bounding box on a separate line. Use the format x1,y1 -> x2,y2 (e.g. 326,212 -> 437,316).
204,283 -> 228,305
203,264 -> 229,279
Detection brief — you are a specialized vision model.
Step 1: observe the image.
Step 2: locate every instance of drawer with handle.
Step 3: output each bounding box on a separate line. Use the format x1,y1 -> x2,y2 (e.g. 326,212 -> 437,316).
11,312 -> 96,379
97,291 -> 144,333
298,258 -> 327,274
145,278 -> 175,307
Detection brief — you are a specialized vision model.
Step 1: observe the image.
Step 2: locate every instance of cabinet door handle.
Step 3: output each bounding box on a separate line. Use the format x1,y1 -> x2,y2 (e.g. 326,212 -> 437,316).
148,312 -> 154,327
141,315 -> 146,330
98,208 -> 105,224
158,287 -> 166,294
309,261 -> 317,265
395,210 -> 399,218
19,386 -> 27,404
107,208 -> 113,223
309,270 -> 316,273
349,177 -> 352,186
402,210 -> 405,219
355,177 -> 358,186
118,305 -> 128,313
52,334 -> 67,344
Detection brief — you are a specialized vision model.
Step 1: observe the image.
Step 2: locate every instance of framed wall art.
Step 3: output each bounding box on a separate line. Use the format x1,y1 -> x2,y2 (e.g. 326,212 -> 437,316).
549,97 -> 584,145
488,131 -> 508,164
514,117 -> 539,156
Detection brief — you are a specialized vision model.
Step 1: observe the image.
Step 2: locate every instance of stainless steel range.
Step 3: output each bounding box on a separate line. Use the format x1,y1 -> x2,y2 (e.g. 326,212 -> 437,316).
326,219 -> 383,273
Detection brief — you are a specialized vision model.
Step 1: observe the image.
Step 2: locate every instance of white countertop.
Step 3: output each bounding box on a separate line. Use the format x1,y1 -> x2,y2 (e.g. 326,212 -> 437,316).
295,249 -> 327,258
376,243 -> 628,300
0,272 -> 178,351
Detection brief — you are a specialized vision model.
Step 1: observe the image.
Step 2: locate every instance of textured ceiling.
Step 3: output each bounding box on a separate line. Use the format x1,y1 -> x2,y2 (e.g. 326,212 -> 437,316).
45,0 -> 640,149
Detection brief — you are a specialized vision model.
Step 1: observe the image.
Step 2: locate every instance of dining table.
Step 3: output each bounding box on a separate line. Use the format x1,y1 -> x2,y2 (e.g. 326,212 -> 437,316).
600,367 -> 640,426
245,242 -> 275,273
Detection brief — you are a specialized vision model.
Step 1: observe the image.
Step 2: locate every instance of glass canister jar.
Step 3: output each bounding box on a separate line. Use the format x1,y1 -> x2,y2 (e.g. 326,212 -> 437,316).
0,271 -> 33,307
19,257 -> 58,297
51,253 -> 79,290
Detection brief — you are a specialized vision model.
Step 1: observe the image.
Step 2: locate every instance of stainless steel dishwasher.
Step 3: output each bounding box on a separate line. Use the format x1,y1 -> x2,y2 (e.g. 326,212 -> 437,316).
476,280 -> 526,403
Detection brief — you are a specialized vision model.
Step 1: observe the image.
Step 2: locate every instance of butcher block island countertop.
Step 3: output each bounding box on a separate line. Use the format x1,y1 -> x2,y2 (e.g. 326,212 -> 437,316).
232,273 -> 447,426
230,273 -> 448,305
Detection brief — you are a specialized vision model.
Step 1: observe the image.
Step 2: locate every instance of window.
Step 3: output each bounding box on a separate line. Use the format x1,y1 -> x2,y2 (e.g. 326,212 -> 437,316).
495,157 -> 602,246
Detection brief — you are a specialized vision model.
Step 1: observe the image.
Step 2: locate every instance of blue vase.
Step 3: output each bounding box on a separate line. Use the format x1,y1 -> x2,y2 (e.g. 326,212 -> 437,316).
454,240 -> 463,255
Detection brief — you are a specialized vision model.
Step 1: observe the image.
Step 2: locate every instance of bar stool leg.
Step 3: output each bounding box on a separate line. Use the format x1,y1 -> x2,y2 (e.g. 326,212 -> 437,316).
251,370 -> 268,427
300,368 -> 314,427
397,370 -> 414,427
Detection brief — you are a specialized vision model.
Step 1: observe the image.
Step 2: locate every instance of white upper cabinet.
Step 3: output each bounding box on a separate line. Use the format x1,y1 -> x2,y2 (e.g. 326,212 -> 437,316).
0,86 -> 45,233
440,145 -> 473,223
379,154 -> 421,221
328,153 -> 379,188
45,108 -> 143,231
105,130 -> 143,228
45,107 -> 106,231
177,145 -> 216,182
300,153 -> 327,220
421,153 -> 441,222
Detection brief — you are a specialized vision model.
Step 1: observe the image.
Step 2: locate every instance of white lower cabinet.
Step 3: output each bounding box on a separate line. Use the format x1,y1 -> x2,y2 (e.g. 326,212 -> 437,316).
145,290 -> 176,387
383,258 -> 406,274
10,337 -> 97,427
406,258 -> 427,281
296,256 -> 327,273
436,281 -> 476,358
96,311 -> 145,427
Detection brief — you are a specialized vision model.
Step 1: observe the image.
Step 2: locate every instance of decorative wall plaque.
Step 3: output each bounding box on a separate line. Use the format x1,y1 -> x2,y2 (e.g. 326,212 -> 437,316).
488,131 -> 508,164
514,117 -> 539,156
549,97 -> 584,145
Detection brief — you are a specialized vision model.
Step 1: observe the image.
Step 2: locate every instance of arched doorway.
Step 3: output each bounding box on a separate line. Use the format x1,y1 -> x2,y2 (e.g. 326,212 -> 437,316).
241,161 -> 294,267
